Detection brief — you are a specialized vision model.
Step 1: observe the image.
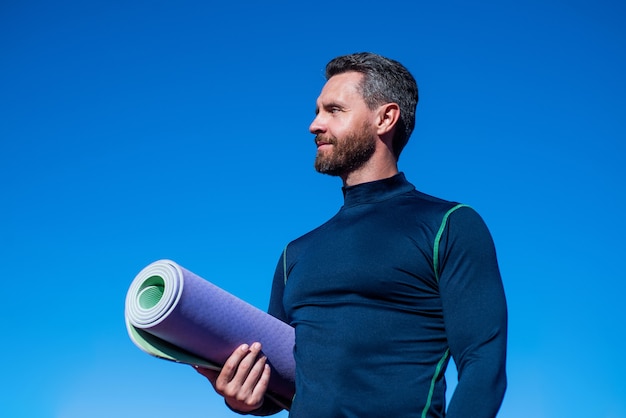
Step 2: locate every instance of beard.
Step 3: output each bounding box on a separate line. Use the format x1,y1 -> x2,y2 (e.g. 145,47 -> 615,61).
314,122 -> 376,177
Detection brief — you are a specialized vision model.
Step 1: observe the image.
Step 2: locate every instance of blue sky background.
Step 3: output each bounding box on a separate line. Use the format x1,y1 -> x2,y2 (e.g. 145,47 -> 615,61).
1,1 -> 625,417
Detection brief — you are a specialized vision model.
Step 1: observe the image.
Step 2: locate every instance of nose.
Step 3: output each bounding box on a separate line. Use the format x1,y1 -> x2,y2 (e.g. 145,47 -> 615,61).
309,114 -> 325,135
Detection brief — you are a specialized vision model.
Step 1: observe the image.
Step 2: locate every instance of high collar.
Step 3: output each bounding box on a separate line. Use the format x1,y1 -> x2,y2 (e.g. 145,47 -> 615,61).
341,172 -> 415,208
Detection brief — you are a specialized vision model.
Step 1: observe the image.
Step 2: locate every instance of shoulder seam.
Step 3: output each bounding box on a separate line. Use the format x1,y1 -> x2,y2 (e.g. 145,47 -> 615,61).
433,204 -> 471,283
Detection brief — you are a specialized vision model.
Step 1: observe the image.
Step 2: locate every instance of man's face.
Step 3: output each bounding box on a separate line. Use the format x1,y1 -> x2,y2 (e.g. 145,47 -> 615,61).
309,72 -> 377,177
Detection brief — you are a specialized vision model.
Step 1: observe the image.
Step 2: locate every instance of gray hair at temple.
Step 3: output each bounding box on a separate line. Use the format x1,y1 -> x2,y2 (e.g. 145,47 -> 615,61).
325,52 -> 419,159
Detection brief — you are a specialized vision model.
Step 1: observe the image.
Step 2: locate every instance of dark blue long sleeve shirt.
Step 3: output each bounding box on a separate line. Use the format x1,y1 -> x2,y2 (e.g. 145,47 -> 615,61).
258,173 -> 507,417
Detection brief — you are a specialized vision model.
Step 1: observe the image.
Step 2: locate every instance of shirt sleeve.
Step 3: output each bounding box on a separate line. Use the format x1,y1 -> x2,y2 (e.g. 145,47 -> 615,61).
267,247 -> 289,323
436,206 -> 508,418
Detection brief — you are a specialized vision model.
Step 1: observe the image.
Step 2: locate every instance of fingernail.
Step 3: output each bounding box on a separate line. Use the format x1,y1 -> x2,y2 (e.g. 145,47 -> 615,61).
241,344 -> 250,351
252,342 -> 261,350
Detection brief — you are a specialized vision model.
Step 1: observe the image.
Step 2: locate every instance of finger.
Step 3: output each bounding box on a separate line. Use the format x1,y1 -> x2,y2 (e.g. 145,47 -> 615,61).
218,342 -> 267,399
227,342 -> 264,389
216,342 -> 266,395
231,358 -> 270,411
250,363 -> 271,401
239,354 -> 268,396
218,344 -> 250,385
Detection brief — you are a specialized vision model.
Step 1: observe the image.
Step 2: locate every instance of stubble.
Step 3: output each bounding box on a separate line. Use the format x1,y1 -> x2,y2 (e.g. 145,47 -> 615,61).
314,122 -> 376,177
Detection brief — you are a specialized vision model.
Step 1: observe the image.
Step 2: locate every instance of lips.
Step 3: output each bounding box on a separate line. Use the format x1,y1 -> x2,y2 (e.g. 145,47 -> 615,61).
315,135 -> 335,148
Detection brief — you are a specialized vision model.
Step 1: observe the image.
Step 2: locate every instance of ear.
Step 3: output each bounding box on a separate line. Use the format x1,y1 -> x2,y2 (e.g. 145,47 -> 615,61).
375,103 -> 400,136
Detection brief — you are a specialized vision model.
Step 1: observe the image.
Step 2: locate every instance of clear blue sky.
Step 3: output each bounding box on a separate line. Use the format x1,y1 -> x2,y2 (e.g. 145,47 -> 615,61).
1,1 -> 625,417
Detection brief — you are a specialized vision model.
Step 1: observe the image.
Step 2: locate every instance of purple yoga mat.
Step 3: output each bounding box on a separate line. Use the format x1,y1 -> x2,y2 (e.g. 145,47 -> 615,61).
124,259 -> 295,403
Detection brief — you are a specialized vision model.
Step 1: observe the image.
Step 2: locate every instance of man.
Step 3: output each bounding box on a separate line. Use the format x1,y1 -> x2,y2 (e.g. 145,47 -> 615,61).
198,52 -> 508,417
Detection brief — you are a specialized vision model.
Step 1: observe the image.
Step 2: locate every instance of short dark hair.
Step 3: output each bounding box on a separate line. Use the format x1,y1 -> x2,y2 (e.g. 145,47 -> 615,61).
325,52 -> 418,159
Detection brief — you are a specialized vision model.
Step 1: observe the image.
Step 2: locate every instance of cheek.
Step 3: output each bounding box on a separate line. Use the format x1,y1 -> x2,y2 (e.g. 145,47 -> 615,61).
328,117 -> 355,138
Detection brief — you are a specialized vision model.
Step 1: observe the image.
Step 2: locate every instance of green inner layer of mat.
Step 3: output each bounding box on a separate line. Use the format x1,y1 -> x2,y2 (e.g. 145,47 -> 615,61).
138,275 -> 165,309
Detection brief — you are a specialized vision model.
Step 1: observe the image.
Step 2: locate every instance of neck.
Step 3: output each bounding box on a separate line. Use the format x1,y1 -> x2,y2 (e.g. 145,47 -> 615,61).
340,140 -> 399,186
341,158 -> 399,187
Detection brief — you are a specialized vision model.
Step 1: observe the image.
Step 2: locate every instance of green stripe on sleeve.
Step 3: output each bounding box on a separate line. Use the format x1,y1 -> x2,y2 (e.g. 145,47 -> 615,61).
283,244 -> 289,285
433,204 -> 470,283
421,348 -> 450,418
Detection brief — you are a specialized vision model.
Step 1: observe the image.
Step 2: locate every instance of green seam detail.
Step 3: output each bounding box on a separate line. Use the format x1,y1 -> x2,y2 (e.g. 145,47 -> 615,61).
283,244 -> 289,285
433,204 -> 470,282
421,348 -> 450,418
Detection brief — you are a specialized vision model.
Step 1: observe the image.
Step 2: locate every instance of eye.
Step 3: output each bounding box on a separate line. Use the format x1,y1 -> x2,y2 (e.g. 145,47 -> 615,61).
329,106 -> 341,114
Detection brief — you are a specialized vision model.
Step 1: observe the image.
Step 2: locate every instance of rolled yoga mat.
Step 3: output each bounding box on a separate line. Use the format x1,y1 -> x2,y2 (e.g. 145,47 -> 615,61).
124,259 -> 295,405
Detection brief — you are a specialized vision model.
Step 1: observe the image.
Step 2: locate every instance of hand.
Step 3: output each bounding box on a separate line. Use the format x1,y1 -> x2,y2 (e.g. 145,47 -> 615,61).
195,342 -> 271,413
